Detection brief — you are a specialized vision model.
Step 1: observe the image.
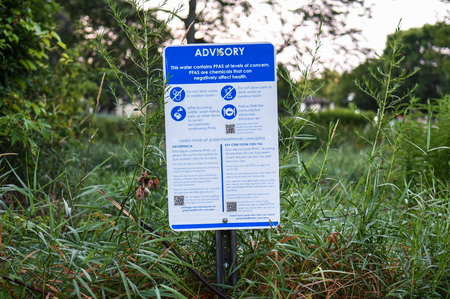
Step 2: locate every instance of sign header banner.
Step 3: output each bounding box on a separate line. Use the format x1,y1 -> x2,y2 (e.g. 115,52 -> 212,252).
164,43 -> 276,84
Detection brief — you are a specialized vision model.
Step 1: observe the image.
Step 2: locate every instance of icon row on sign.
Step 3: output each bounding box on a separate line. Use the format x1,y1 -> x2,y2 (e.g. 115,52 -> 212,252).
169,85 -> 236,103
171,105 -> 237,122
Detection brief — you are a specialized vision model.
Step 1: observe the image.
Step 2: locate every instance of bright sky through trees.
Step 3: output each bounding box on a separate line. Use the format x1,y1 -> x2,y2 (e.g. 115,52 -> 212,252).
157,0 -> 448,71
345,0 -> 448,64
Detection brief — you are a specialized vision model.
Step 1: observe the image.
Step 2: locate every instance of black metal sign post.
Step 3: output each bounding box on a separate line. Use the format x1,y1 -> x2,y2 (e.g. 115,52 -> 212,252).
216,230 -> 238,294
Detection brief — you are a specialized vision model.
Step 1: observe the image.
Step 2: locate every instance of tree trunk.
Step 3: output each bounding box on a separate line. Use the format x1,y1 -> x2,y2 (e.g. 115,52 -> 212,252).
184,0 -> 197,44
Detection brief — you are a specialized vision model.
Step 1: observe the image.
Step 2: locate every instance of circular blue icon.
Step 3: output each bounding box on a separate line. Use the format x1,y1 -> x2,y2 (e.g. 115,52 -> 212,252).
221,85 -> 236,100
170,87 -> 185,102
222,104 -> 237,120
171,106 -> 186,121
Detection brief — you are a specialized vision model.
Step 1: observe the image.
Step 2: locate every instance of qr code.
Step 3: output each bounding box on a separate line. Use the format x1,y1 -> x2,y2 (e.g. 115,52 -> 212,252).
226,201 -> 237,212
225,124 -> 235,134
174,196 -> 185,206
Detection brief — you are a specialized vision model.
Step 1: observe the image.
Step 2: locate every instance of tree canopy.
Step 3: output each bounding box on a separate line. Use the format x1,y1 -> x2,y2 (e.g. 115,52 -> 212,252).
387,22 -> 450,103
55,0 -> 173,111
172,0 -> 372,63
0,0 -> 81,156
315,22 -> 450,111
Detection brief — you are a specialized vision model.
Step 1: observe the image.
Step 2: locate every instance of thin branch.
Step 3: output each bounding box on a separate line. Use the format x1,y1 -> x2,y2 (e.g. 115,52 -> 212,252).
0,274 -> 51,297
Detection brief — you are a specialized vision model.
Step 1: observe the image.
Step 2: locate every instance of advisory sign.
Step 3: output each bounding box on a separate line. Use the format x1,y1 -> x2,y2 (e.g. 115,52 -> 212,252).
164,43 -> 280,231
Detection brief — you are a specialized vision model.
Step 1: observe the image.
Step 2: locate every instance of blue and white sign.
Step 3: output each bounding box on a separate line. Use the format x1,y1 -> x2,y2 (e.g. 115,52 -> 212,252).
164,42 -> 280,231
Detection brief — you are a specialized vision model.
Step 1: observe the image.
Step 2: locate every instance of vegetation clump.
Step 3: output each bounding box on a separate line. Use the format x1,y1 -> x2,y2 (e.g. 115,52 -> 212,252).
1,1 -> 450,298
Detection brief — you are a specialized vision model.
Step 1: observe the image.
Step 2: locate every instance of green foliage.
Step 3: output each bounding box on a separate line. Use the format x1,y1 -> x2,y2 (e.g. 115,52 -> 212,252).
277,28 -> 323,166
325,59 -> 384,111
55,0 -> 172,111
3,5 -> 450,299
330,22 -> 450,111
353,22 -> 419,198
0,0 -> 61,154
84,115 -> 138,144
276,63 -> 295,114
397,97 -> 450,187
0,0 -> 101,194
0,0 -> 61,87
96,0 -> 175,181
311,68 -> 342,104
281,107 -> 377,151
384,23 -> 450,104
310,107 -> 375,127
0,164 -> 184,298
304,108 -> 376,149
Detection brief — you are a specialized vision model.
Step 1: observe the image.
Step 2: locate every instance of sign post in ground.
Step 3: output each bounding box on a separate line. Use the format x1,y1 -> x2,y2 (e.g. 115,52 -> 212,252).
164,42 -> 279,292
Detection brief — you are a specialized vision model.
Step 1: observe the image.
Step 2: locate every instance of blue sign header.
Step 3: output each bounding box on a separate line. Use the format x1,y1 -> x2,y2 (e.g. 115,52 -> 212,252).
164,43 -> 276,84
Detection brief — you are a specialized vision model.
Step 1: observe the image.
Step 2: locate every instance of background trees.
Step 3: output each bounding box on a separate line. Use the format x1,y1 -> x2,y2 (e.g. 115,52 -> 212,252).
54,0 -> 172,111
0,0 -> 89,157
387,23 -> 450,104
172,0 -> 371,60
1,0 -> 450,157
315,22 -> 450,111
315,59 -> 383,111
0,0 -> 102,187
49,0 -> 375,113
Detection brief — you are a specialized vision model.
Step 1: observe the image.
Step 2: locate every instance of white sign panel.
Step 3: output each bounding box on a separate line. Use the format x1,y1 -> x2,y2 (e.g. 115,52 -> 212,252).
164,43 -> 280,231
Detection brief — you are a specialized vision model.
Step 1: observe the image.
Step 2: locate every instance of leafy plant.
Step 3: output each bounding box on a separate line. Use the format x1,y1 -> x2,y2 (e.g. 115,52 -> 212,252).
397,96 -> 450,189
3,6 -> 450,299
97,0 -> 171,177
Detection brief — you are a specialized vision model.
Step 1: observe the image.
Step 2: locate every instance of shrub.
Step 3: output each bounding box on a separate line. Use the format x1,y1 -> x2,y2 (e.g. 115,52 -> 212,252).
398,97 -> 450,188
310,107 -> 376,127
0,0 -> 97,191
294,108 -> 377,150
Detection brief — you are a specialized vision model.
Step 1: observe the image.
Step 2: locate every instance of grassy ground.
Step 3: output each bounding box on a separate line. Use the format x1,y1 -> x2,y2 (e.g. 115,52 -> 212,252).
2,110 -> 449,298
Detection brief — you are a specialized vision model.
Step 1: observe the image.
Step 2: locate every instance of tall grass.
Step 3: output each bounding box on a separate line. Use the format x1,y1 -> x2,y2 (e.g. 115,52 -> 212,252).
1,6 -> 450,299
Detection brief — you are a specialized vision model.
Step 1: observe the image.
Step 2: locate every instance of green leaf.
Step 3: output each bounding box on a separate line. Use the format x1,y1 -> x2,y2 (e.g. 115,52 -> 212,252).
31,103 -> 41,115
33,22 -> 42,35
27,60 -> 37,70
19,59 -> 30,70
73,281 -> 82,299
28,138 -> 37,156
42,38 -> 50,48
75,277 -> 98,299
159,285 -> 189,299
17,78 -> 26,90
51,31 -> 62,42
57,41 -> 67,50
11,104 -> 20,112
83,249 -> 97,264
40,128 -> 50,140
10,130 -> 23,145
